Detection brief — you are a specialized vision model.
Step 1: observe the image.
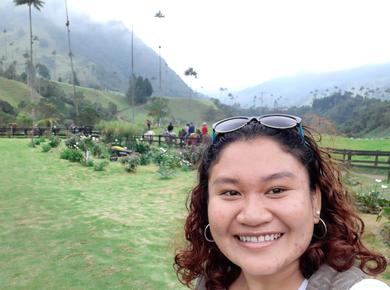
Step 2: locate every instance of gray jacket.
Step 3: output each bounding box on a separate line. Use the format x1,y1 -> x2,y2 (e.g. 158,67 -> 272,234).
196,264 -> 365,290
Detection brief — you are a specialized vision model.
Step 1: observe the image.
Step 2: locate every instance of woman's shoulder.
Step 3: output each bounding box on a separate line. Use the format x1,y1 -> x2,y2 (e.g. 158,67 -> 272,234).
307,264 -> 389,290
350,279 -> 389,290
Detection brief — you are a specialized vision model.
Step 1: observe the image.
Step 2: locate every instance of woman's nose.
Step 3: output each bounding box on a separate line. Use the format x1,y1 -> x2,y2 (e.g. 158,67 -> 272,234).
236,195 -> 273,226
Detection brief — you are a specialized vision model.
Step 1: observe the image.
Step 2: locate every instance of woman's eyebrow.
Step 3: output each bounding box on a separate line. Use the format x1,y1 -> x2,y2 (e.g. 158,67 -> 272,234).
211,171 -> 297,186
211,177 -> 239,186
260,171 -> 297,182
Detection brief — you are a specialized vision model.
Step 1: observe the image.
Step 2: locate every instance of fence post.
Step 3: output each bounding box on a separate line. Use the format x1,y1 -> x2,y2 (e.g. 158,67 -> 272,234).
374,151 -> 379,167
158,135 -> 161,146
347,151 -> 352,167
388,156 -> 390,183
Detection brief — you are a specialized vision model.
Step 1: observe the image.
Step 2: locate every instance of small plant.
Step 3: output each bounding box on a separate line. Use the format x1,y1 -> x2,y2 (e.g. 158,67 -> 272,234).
139,151 -> 153,165
355,179 -> 390,214
81,158 -> 94,167
48,136 -> 61,148
377,207 -> 390,246
133,141 -> 151,154
180,159 -> 192,172
41,143 -> 51,153
179,144 -> 206,170
60,148 -> 83,162
94,160 -> 108,171
155,148 -> 182,179
120,153 -> 141,173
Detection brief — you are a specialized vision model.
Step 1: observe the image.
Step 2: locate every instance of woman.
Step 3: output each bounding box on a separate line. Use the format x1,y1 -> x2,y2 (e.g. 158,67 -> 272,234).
174,114 -> 388,290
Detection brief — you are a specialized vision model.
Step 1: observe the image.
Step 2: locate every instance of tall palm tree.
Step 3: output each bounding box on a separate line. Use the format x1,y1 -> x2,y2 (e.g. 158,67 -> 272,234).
13,0 -> 45,146
64,0 -> 79,120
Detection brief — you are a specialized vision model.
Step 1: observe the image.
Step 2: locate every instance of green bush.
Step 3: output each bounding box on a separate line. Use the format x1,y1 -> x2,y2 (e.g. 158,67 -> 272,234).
60,148 -> 83,162
81,159 -> 94,167
29,136 -> 45,147
139,152 -> 153,165
94,160 -> 108,171
179,144 -> 206,170
355,190 -> 390,214
377,207 -> 390,246
41,143 -> 51,153
155,148 -> 182,179
120,153 -> 141,173
48,136 -> 61,148
133,141 -> 151,154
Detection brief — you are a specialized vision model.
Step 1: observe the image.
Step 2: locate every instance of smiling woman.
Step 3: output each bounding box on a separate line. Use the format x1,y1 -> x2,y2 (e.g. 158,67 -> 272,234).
174,114 -> 388,290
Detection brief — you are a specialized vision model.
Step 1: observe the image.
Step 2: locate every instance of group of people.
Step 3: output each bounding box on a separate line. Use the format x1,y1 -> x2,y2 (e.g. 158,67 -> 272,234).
145,120 -> 211,145
179,122 -> 210,145
174,114 -> 388,290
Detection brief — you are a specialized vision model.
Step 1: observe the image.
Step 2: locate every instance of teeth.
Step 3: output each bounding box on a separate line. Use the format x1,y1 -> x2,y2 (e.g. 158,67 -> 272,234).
238,233 -> 282,243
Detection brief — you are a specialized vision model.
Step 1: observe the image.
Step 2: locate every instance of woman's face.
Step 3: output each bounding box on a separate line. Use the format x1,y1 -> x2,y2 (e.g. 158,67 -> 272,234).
207,137 -> 321,277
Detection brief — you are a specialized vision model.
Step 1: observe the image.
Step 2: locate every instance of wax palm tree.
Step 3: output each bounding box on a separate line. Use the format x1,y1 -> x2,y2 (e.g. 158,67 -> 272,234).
64,0 -> 79,120
13,0 -> 44,146
13,0 -> 44,86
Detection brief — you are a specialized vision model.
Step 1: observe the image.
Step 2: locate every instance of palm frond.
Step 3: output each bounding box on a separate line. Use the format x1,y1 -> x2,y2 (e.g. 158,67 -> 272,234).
13,0 -> 45,10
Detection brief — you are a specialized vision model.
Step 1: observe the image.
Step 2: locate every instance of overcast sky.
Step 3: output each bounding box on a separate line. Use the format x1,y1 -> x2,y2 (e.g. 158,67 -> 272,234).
52,0 -> 390,93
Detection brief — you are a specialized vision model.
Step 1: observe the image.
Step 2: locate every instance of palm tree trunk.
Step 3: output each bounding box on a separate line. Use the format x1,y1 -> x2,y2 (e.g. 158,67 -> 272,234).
64,0 -> 79,120
28,3 -> 35,146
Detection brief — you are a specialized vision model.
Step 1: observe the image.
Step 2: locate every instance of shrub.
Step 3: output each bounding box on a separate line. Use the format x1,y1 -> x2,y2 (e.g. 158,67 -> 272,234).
120,153 -> 141,173
41,143 -> 51,152
155,148 -> 182,179
94,160 -> 108,171
179,144 -> 206,170
81,159 -> 94,167
48,136 -> 61,148
377,207 -> 390,246
60,148 -> 83,162
133,141 -> 151,154
139,151 -> 153,165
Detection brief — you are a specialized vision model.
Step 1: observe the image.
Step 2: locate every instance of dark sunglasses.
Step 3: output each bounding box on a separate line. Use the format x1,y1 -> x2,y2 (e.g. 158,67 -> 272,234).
212,114 -> 304,144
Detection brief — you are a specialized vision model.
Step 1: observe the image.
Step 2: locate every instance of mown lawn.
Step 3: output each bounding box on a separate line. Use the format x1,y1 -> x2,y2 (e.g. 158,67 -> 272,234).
0,139 -> 193,290
319,134 -> 390,151
0,138 -> 388,289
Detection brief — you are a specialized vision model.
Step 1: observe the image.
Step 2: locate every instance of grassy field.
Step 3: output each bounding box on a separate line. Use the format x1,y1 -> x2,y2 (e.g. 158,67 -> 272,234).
0,139 -> 194,290
0,138 -> 388,289
0,77 -> 35,107
319,134 -> 390,151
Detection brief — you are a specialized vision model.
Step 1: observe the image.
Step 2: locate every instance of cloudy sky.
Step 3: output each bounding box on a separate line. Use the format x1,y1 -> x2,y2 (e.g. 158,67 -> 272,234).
51,0 -> 390,93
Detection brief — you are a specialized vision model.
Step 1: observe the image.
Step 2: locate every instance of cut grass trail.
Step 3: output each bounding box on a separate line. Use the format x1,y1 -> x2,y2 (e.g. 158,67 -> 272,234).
0,139 -> 193,289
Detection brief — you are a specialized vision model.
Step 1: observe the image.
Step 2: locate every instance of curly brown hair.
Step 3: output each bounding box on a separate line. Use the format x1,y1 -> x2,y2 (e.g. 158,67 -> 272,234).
174,120 -> 387,289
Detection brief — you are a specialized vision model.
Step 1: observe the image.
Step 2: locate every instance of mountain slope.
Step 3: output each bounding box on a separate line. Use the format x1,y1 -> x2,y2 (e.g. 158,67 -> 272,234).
236,63 -> 390,107
0,3 -> 191,97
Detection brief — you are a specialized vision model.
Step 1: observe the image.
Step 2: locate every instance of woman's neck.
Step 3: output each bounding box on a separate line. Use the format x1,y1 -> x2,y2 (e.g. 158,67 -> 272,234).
230,264 -> 305,290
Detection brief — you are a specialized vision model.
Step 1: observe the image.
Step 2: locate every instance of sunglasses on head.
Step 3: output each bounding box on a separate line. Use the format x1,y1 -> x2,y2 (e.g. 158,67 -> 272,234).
212,114 -> 305,144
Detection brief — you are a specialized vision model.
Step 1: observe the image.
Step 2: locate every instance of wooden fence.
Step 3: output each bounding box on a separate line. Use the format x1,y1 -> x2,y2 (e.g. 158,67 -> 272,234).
325,148 -> 390,181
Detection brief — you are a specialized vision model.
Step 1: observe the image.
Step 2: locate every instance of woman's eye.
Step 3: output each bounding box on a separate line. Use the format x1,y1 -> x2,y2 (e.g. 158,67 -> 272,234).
267,187 -> 285,195
222,190 -> 240,196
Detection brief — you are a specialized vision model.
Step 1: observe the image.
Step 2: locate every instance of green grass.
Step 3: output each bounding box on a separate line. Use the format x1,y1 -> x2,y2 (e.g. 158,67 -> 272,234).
0,139 -> 193,289
319,134 -> 390,151
0,77 -> 37,107
57,81 -> 129,110
0,139 -> 388,288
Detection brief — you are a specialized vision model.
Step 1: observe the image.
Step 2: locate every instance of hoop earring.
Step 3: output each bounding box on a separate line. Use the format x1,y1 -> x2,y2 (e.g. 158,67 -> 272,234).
313,218 -> 327,239
203,224 -> 214,243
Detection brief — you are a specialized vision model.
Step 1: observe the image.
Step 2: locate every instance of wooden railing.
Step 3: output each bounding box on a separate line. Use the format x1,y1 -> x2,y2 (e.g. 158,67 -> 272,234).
325,148 -> 390,181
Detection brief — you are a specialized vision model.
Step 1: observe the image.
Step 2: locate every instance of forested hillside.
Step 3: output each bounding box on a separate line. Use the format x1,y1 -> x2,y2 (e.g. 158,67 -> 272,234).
0,2 -> 191,96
